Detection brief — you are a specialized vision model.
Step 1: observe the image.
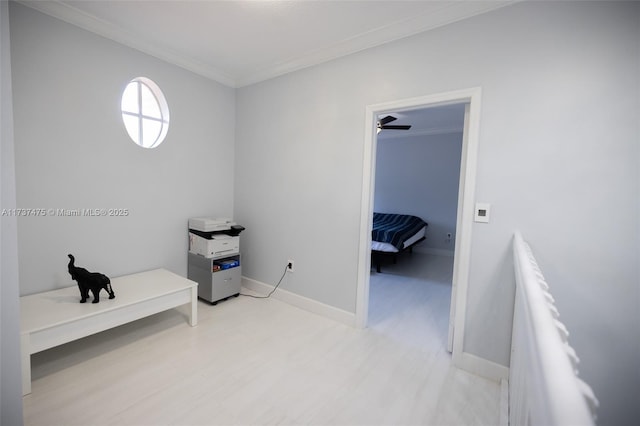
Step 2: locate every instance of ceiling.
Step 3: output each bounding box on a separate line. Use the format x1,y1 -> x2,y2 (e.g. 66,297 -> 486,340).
377,103 -> 466,140
19,0 -> 514,88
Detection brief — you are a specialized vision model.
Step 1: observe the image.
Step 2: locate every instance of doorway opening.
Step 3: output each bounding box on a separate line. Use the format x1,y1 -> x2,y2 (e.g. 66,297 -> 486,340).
356,88 -> 482,363
369,104 -> 464,350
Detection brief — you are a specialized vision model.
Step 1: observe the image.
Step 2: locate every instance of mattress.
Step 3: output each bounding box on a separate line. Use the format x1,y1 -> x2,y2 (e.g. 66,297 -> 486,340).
371,225 -> 426,253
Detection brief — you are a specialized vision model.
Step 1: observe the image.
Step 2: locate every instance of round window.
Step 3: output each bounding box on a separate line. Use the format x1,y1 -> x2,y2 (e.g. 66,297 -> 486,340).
121,77 -> 170,148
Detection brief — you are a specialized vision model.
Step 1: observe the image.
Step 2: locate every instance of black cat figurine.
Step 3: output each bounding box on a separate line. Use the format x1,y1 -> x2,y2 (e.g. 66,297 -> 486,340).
67,254 -> 115,303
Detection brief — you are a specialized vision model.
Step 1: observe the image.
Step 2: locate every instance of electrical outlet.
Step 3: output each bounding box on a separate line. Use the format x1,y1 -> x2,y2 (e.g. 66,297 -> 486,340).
287,259 -> 294,273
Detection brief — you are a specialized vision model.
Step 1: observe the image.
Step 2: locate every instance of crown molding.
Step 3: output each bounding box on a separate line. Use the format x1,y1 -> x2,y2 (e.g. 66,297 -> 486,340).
235,1 -> 513,87
16,0 -> 237,87
17,0 -> 514,88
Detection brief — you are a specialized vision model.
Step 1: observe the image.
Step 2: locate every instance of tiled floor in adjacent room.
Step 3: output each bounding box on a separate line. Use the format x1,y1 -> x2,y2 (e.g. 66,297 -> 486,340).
23,253 -> 500,425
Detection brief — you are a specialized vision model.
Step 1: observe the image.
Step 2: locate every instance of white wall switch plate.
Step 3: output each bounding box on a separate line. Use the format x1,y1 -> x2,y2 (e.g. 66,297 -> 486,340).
474,203 -> 491,223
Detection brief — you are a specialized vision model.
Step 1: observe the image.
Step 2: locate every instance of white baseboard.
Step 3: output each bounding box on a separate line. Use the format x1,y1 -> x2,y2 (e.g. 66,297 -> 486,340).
457,351 -> 509,382
241,276 -> 356,327
414,246 -> 455,257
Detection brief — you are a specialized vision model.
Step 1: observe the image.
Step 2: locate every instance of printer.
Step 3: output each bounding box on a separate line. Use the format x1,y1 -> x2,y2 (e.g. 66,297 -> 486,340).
188,217 -> 245,258
189,217 -> 235,233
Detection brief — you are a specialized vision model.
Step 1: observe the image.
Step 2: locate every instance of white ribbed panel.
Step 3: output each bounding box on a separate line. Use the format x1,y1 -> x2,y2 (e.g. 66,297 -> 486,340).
510,231 -> 598,426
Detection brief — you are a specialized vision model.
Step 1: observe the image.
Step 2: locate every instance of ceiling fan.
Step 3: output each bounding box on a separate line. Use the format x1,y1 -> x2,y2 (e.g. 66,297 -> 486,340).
377,115 -> 411,133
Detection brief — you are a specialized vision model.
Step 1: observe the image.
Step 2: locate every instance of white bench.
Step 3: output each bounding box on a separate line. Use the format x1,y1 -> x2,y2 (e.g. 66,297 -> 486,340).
20,268 -> 198,395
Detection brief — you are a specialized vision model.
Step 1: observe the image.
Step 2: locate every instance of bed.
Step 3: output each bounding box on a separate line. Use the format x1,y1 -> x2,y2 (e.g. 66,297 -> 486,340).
371,212 -> 428,273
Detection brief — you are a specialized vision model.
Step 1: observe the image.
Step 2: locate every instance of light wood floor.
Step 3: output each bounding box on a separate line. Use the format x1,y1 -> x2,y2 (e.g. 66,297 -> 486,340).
23,253 -> 500,425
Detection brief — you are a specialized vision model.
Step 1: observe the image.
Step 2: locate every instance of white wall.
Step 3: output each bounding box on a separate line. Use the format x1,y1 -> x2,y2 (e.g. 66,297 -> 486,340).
1,1 -> 24,423
374,131 -> 463,254
235,2 -> 639,425
10,3 -> 235,295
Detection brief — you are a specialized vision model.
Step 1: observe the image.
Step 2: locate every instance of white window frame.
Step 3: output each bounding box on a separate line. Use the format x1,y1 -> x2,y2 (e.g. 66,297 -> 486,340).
121,77 -> 170,149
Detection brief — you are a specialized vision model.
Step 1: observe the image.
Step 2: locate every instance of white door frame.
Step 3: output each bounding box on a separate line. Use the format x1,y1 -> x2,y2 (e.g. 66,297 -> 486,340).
355,87 -> 482,365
